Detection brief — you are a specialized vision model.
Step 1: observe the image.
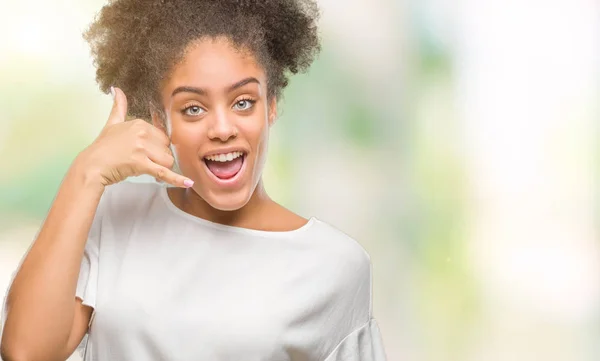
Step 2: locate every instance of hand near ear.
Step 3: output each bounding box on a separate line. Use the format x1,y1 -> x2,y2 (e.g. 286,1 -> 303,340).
78,87 -> 194,189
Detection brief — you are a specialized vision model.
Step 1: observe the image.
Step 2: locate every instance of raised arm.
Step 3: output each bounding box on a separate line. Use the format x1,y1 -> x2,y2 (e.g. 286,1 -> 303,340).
0,88 -> 193,361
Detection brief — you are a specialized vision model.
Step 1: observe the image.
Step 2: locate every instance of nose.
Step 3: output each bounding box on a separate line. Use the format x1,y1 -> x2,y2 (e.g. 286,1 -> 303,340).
207,109 -> 238,142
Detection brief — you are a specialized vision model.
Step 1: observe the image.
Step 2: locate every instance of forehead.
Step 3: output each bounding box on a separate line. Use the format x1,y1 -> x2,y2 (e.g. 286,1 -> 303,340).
166,37 -> 266,90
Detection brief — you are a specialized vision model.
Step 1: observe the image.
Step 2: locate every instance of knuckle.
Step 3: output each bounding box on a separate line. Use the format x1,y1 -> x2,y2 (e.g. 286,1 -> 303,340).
134,140 -> 145,151
131,119 -> 149,135
136,128 -> 149,139
156,167 -> 166,179
132,118 -> 146,126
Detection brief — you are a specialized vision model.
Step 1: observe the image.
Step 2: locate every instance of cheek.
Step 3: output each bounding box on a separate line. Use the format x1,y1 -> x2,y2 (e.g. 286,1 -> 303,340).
171,123 -> 204,160
247,122 -> 270,174
240,118 -> 269,152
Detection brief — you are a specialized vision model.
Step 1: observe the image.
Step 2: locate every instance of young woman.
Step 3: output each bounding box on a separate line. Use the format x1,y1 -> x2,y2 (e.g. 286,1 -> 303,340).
0,0 -> 387,360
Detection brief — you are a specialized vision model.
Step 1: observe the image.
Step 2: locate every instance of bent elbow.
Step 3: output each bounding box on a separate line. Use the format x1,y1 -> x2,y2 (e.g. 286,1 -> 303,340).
0,338 -> 57,361
1,345 -> 27,361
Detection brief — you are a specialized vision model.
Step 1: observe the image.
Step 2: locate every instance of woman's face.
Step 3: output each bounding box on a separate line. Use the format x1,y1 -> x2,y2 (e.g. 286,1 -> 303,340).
155,37 -> 276,211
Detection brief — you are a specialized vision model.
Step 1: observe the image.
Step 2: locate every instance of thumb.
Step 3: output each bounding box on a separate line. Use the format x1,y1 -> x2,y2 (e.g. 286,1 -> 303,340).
106,86 -> 128,126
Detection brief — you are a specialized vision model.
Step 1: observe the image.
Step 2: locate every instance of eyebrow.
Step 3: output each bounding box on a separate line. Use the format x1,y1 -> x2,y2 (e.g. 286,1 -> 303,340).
171,77 -> 261,97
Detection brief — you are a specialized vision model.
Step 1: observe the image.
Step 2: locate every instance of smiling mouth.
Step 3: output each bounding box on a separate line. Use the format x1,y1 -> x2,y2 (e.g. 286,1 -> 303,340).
203,151 -> 246,180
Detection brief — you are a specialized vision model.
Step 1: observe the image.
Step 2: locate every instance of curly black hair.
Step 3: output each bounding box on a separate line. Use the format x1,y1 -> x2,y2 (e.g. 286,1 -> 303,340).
84,0 -> 321,120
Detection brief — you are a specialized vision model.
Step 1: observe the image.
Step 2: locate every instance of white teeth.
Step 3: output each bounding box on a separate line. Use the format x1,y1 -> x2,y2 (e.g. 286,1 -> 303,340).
205,151 -> 244,162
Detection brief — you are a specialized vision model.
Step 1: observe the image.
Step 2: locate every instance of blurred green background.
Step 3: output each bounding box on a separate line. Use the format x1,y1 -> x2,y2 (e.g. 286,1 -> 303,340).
1,0 -> 599,360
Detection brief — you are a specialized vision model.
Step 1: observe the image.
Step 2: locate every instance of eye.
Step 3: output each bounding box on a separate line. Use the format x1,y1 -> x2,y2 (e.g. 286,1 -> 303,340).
233,98 -> 256,111
183,105 -> 205,117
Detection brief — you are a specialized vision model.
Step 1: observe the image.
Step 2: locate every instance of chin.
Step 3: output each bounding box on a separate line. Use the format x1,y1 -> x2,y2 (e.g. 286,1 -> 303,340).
202,190 -> 252,212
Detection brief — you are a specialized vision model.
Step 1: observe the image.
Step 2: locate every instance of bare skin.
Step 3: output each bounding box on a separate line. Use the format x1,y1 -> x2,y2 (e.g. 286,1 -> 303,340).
156,37 -> 306,230
1,37 -> 305,361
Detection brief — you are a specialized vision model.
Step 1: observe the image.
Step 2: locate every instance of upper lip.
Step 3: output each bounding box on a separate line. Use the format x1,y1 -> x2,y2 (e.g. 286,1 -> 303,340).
202,147 -> 248,159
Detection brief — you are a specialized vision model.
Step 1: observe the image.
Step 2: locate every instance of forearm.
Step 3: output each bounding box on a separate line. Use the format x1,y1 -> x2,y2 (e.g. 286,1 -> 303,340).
1,156 -> 104,360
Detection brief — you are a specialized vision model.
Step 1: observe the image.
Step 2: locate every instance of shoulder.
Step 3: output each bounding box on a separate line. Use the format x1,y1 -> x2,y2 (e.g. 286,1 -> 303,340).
309,219 -> 372,273
306,219 -> 373,313
299,220 -> 375,355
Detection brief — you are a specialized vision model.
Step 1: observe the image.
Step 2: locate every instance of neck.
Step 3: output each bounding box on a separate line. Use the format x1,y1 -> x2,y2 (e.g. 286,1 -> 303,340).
171,179 -> 274,228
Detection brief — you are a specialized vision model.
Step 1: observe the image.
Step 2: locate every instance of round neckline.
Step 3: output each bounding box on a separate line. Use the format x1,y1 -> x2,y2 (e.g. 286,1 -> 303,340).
159,185 -> 317,237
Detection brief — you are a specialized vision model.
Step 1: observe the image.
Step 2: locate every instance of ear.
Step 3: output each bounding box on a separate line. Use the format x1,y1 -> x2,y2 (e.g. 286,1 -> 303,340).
268,96 -> 278,127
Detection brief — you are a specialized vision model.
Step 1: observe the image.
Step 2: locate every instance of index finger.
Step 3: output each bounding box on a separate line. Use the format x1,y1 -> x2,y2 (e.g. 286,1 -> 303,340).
146,159 -> 194,188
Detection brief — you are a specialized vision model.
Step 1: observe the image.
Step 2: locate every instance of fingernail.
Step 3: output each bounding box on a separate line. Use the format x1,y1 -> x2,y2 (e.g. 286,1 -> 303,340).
183,179 -> 194,188
110,86 -> 115,99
